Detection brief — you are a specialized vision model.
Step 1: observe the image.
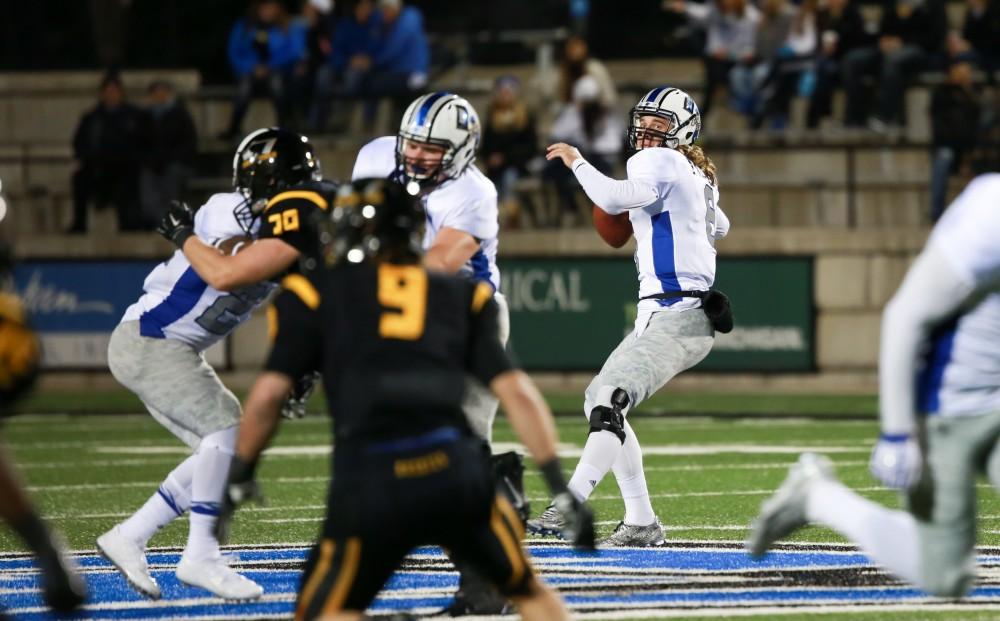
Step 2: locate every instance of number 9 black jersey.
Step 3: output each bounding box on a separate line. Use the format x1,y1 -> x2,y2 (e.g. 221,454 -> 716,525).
265,263 -> 513,443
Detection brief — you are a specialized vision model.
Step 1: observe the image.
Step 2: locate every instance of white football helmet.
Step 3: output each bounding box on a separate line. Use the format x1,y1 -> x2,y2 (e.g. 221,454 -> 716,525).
395,92 -> 481,192
627,87 -> 701,150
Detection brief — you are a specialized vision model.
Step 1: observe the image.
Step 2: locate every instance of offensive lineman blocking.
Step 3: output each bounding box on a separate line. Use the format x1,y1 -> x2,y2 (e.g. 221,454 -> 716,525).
98,188 -> 275,600
351,91 -> 508,444
532,87 -> 730,546
749,173 -> 1000,597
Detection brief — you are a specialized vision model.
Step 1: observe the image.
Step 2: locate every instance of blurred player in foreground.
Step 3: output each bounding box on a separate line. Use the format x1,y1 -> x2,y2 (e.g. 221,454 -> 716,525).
532,87 -> 730,546
219,178 -> 594,621
97,131 -> 325,601
0,244 -> 86,616
352,92 -> 521,613
749,173 -> 1000,597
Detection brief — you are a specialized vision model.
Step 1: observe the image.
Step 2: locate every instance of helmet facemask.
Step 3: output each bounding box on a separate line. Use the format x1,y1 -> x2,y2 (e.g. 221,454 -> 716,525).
393,93 -> 481,195
626,87 -> 702,152
231,128 -> 322,234
627,112 -> 678,151
393,134 -> 451,195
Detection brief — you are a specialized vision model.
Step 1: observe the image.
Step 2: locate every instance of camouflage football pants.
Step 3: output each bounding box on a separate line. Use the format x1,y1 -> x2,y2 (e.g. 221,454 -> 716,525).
108,321 -> 241,448
584,308 -> 714,416
462,293 -> 510,443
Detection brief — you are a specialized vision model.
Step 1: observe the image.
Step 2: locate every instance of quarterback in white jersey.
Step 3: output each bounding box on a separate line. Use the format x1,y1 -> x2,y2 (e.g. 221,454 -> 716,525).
97,189 -> 270,602
531,87 -> 728,546
750,173 -> 1000,598
351,92 -> 508,444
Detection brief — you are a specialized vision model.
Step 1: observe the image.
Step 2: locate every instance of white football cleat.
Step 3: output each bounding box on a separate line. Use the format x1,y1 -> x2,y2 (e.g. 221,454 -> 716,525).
176,555 -> 263,601
746,452 -> 835,559
96,526 -> 161,599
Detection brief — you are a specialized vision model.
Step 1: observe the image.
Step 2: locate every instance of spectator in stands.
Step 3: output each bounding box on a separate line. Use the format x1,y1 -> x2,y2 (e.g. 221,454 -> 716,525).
361,0 -> 430,128
558,36 -> 617,108
929,56 -> 982,220
750,0 -> 820,129
747,0 -> 796,125
963,0 -> 1000,81
670,0 -> 761,122
139,81 -> 197,230
219,0 -> 307,139
806,0 -> 869,128
69,73 -> 144,234
296,0 -> 335,124
308,0 -> 379,132
841,0 -> 947,130
482,76 -> 538,228
544,76 -> 624,226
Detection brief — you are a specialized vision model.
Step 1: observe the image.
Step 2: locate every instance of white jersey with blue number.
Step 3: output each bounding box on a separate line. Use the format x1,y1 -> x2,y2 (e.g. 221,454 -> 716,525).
121,192 -> 275,352
627,147 -> 729,313
917,173 -> 1000,417
351,136 -> 501,290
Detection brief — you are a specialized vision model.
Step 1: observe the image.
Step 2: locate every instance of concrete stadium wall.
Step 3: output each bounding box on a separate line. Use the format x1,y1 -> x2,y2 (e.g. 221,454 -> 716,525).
19,227 -> 926,395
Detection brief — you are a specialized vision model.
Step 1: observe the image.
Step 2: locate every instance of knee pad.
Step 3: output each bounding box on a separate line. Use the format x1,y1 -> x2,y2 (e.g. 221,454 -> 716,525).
588,388 -> 630,444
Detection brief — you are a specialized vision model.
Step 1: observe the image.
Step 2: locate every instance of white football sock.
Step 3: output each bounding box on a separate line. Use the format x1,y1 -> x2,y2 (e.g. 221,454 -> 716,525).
119,454 -> 195,546
184,426 -> 238,562
807,477 -> 921,585
568,430 -> 622,501
612,421 -> 656,526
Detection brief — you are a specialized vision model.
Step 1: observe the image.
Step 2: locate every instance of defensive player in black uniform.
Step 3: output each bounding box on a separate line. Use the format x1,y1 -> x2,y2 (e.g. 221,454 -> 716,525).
158,126 -> 334,289
218,179 -> 594,621
158,126 -> 333,414
0,244 -> 86,617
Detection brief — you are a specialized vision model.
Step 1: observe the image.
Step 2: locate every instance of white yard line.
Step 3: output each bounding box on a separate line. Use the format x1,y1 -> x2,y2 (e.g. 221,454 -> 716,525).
90,443 -> 872,458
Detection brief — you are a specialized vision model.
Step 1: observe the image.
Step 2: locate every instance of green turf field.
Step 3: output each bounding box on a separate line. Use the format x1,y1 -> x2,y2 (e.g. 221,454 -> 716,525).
5,393 -> 1000,620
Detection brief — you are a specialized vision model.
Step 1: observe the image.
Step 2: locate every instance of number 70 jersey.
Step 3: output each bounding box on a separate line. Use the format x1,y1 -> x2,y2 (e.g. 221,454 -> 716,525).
121,192 -> 276,352
626,147 -> 730,313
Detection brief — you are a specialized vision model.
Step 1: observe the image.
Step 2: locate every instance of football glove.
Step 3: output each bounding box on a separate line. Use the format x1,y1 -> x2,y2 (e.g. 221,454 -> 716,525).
281,371 -> 320,420
157,200 -> 197,248
215,455 -> 263,543
869,433 -> 923,490
538,457 -> 595,551
551,491 -> 596,551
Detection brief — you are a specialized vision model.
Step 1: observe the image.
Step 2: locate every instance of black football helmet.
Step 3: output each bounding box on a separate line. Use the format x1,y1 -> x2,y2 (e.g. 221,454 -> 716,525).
232,127 -> 322,234
320,178 -> 424,267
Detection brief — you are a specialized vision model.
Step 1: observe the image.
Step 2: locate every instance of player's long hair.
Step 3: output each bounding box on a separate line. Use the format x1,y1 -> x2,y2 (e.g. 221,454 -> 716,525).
677,145 -> 717,186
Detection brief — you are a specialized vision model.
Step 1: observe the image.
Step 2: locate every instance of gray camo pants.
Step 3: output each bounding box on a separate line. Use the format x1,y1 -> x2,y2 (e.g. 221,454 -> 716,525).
584,309 -> 714,416
107,321 -> 241,448
462,293 -> 510,443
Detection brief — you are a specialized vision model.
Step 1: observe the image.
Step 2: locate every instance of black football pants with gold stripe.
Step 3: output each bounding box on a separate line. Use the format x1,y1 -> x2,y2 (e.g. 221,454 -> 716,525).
295,437 -> 533,620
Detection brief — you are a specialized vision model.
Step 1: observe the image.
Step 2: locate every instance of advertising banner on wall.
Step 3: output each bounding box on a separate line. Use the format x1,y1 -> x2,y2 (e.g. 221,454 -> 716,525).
498,257 -> 814,372
14,261 -> 227,369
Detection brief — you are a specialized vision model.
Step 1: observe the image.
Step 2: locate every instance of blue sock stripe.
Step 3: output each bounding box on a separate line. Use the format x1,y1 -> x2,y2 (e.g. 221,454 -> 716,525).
190,502 -> 221,516
157,487 -> 184,517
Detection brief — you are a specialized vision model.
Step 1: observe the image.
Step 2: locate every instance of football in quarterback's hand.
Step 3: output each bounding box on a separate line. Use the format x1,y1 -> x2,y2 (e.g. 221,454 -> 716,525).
213,236 -> 253,256
592,205 -> 632,248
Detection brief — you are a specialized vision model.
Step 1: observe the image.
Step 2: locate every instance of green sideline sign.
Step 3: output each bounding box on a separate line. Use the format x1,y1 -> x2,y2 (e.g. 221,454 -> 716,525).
497,257 -> 814,372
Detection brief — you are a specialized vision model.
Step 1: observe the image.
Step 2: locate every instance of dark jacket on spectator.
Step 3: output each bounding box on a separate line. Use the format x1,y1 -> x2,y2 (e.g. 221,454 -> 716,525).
73,102 -> 144,172
227,18 -> 307,76
482,103 -> 537,174
931,83 -> 981,148
142,101 -> 197,173
878,0 -> 947,52
371,6 -> 429,75
963,1 -> 1000,59
816,3 -> 869,59
329,12 -> 378,71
